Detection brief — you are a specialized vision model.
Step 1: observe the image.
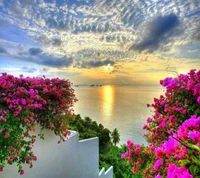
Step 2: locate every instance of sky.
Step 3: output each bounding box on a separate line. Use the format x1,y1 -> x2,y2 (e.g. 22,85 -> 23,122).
0,0 -> 199,86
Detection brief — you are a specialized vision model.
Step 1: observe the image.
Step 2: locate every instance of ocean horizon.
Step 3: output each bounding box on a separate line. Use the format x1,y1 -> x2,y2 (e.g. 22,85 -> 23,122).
74,85 -> 164,145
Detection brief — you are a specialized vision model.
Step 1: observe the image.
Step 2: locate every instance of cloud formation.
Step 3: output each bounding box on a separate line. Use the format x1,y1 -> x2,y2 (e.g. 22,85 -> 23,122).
52,38 -> 62,46
75,59 -> 115,68
29,48 -> 43,56
22,67 -> 37,73
0,46 -> 7,53
37,54 -> 73,68
0,0 -> 199,78
130,14 -> 180,52
192,27 -> 200,42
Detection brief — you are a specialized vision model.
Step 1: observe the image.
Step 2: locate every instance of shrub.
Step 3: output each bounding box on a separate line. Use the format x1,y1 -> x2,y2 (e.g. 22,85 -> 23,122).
122,69 -> 200,177
0,73 -> 77,174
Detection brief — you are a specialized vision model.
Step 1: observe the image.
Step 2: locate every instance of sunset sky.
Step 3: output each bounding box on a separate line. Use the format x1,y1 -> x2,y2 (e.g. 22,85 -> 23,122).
0,0 -> 199,85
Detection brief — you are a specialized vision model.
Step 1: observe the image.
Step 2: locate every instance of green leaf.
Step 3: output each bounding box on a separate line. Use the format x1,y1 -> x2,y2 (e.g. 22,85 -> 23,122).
191,156 -> 200,166
189,165 -> 197,175
178,159 -> 190,166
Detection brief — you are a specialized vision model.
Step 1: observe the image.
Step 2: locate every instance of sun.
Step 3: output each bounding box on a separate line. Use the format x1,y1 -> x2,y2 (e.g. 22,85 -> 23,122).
104,64 -> 114,73
104,64 -> 111,71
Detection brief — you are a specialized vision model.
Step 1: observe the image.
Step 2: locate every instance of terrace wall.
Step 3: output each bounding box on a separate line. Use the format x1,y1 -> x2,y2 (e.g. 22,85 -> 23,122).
1,130 -> 113,178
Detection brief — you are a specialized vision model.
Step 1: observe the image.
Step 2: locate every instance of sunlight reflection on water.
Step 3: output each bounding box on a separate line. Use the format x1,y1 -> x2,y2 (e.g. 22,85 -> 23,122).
74,85 -> 163,145
101,85 -> 115,120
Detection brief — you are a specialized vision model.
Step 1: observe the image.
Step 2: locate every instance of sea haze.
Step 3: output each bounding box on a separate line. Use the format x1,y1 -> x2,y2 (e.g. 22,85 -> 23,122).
74,85 -> 164,145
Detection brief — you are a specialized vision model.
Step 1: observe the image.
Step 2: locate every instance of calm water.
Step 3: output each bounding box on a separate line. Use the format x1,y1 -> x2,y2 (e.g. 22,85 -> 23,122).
73,85 -> 164,145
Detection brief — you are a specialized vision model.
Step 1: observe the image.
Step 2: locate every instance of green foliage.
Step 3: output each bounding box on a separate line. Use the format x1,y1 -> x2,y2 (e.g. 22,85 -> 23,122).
111,128 -> 120,145
68,115 -> 142,178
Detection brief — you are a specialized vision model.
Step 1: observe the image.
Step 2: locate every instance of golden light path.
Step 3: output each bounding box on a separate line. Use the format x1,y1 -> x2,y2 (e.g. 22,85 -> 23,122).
101,85 -> 115,120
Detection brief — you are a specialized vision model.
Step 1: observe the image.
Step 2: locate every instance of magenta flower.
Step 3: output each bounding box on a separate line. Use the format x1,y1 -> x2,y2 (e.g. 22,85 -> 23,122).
155,147 -> 164,159
159,119 -> 166,128
153,160 -> 163,171
20,170 -> 24,175
160,77 -> 173,87
33,156 -> 37,161
122,69 -> 200,178
142,124 -> 147,130
21,98 -> 26,105
9,147 -> 15,151
146,117 -> 152,123
127,140 -> 133,149
197,96 -> 200,104
29,89 -> 35,96
188,131 -> 200,142
121,152 -> 128,159
155,174 -> 162,178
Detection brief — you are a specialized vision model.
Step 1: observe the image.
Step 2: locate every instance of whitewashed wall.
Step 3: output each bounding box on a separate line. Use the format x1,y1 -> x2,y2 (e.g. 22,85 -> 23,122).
1,130 -> 113,178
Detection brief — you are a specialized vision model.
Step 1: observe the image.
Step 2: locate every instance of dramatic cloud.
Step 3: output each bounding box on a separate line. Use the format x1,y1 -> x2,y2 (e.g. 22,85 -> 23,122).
131,14 -> 180,52
52,38 -> 62,46
0,46 -> 7,54
37,54 -> 73,68
0,0 -> 199,84
75,59 -> 115,68
22,67 -> 37,73
29,48 -> 43,56
192,27 -> 200,42
13,49 -> 73,68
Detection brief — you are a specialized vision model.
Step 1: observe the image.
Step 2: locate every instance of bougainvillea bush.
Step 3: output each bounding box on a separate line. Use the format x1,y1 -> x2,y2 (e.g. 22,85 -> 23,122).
122,69 -> 200,178
0,73 -> 77,175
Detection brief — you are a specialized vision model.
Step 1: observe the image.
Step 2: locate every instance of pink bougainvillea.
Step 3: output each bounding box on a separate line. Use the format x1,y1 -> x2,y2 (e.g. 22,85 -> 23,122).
122,69 -> 200,177
0,73 -> 77,174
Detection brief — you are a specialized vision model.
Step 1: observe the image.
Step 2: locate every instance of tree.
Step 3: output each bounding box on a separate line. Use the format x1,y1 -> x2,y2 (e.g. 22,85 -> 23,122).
111,128 -> 120,145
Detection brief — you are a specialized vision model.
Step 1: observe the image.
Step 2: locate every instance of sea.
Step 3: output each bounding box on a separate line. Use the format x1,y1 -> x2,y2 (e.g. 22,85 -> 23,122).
73,85 -> 164,145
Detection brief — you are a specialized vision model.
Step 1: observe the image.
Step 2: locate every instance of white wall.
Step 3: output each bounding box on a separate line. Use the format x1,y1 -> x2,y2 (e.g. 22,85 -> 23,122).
99,167 -> 114,178
1,129 -> 113,178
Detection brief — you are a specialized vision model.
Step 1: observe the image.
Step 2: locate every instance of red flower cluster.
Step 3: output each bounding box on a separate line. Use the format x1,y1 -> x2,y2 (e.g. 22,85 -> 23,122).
122,69 -> 200,177
0,73 -> 77,174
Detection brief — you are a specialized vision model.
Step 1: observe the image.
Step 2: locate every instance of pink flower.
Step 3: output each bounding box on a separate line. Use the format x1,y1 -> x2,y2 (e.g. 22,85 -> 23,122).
197,96 -> 200,104
132,163 -> 137,174
9,147 -> 14,151
155,147 -> 164,159
121,152 -> 128,159
189,131 -> 200,142
20,170 -> 24,175
134,144 -> 141,155
143,124 -> 147,130
153,160 -> 163,170
33,156 -> 37,161
181,169 -> 193,178
182,109 -> 187,115
127,140 -> 133,149
8,104 -> 13,109
4,133 -> 9,138
43,100 -> 47,105
160,77 -> 173,87
167,163 -> 176,172
0,167 -> 3,172
10,154 -> 17,159
155,174 -> 162,178
29,89 -> 35,96
21,98 -> 26,105
1,117 -> 6,122
146,117 -> 152,123
160,119 -> 166,128
34,104 -> 39,108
